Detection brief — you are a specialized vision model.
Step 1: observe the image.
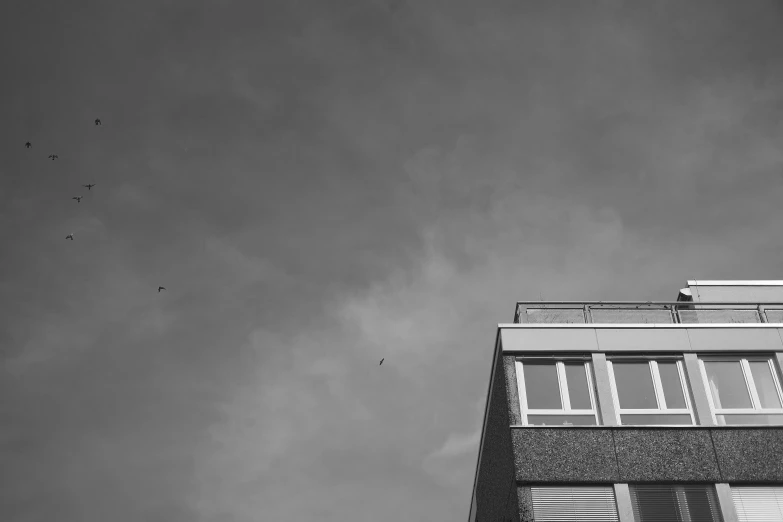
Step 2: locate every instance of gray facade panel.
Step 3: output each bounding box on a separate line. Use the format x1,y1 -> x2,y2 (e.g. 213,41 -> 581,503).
501,328 -> 599,353
710,429 -> 783,482
614,429 -> 721,482
686,327 -> 783,352
596,328 -> 691,353
512,429 -> 619,482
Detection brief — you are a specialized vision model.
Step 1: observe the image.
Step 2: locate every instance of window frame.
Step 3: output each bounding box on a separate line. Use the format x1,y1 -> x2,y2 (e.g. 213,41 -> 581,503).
629,484 -> 724,522
515,357 -> 599,426
606,357 -> 695,426
699,355 -> 783,425
731,485 -> 783,521
530,485 -> 619,522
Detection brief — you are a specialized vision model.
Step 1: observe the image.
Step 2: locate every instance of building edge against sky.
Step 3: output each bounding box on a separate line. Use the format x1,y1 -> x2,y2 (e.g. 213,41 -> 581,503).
469,280 -> 783,522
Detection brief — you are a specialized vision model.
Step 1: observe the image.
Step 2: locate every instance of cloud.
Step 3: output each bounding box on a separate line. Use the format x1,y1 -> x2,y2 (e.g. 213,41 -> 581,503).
427,429 -> 481,460
4,2 -> 783,522
422,428 -> 482,487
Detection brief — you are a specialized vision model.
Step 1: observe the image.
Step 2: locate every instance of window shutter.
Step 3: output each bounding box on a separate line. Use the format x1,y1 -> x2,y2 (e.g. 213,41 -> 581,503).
531,486 -> 619,521
630,485 -> 724,522
732,487 -> 783,521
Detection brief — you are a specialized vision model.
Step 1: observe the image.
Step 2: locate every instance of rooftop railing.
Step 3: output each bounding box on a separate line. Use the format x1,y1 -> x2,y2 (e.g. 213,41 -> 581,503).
513,302 -> 783,324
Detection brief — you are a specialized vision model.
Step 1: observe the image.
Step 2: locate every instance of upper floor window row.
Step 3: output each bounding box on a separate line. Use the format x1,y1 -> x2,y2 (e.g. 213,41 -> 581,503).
515,354 -> 783,427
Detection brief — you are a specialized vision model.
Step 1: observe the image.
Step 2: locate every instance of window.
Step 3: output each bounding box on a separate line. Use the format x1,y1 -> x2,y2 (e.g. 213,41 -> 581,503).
607,358 -> 694,425
531,486 -> 619,522
516,358 -> 599,426
732,486 -> 783,521
699,356 -> 783,425
630,485 -> 723,522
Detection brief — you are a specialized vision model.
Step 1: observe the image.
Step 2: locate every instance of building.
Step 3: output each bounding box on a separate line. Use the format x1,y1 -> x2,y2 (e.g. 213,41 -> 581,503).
469,280 -> 783,522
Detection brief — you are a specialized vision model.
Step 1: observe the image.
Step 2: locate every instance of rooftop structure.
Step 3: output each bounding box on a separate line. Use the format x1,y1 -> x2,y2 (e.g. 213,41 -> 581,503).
469,280 -> 783,522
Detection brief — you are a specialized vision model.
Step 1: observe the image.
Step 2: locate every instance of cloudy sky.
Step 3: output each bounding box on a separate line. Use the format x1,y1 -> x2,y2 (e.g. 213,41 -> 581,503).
2,0 -> 783,520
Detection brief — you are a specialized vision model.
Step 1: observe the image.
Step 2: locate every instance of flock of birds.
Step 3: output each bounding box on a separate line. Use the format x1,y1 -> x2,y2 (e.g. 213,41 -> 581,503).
24,119 -> 388,365
26,118 -> 167,295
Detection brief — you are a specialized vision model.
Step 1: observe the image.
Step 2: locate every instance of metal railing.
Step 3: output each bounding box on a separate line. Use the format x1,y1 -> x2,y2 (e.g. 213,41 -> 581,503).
513,301 -> 783,325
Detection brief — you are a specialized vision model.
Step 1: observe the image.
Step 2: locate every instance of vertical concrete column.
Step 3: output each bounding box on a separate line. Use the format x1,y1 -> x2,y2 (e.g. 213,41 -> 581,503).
683,353 -> 715,426
591,353 -> 618,426
504,357 -> 522,425
775,352 -> 783,380
613,484 -> 635,522
714,483 -> 740,522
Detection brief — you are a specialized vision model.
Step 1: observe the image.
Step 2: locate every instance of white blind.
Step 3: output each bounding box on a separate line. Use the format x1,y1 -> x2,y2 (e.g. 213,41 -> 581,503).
732,487 -> 783,522
630,485 -> 723,522
531,486 -> 619,522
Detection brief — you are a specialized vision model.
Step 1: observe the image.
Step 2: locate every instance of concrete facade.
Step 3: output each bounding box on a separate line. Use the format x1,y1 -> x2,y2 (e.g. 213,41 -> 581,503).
469,281 -> 783,522
471,336 -> 519,522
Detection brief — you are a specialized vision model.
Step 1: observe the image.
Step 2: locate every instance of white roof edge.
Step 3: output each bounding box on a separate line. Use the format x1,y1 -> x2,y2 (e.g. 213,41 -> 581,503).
499,323 -> 783,329
688,280 -> 783,286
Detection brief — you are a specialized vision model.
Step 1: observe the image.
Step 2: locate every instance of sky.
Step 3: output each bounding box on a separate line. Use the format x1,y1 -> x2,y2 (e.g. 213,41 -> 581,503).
1,0 -> 783,520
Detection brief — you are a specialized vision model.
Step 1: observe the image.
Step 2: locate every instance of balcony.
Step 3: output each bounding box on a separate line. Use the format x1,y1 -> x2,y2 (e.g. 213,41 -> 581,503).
514,302 -> 783,325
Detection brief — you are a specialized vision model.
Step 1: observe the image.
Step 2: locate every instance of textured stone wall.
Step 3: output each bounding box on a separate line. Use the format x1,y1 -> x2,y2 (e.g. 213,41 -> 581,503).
473,354 -> 519,522
513,427 -> 783,483
513,427 -> 783,518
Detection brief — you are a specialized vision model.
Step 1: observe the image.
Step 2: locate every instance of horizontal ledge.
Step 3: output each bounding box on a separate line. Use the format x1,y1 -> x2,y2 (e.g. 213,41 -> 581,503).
517,301 -> 783,305
509,425 -> 783,430
688,281 -> 783,286
500,323 -> 783,329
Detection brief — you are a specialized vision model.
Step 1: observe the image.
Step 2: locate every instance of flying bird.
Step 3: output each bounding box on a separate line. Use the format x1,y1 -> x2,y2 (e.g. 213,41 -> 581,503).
25,142 -> 31,148
48,154 -> 58,160
94,118 -> 101,126
72,196 -> 82,203
158,286 -> 166,293
65,233 -> 74,240
82,184 -> 95,190
379,358 -> 384,365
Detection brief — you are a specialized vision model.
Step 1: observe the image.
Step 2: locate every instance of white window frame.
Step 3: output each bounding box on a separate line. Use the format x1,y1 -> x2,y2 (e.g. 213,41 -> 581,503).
699,355 -> 783,425
630,484 -> 723,522
515,358 -> 599,426
606,358 -> 695,426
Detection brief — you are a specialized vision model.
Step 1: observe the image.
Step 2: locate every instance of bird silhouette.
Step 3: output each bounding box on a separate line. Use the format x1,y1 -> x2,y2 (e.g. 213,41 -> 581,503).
158,286 -> 166,292
379,358 -> 384,365
65,233 -> 74,240
82,184 -> 95,190
95,118 -> 102,126
48,154 -> 58,160
25,142 -> 31,148
72,196 -> 82,203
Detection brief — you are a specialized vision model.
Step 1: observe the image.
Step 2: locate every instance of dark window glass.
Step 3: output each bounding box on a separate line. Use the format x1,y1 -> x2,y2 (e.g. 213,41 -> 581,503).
657,362 -> 687,409
613,362 -> 657,409
748,361 -> 782,408
703,361 -> 751,409
564,363 -> 592,409
523,363 -> 561,410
